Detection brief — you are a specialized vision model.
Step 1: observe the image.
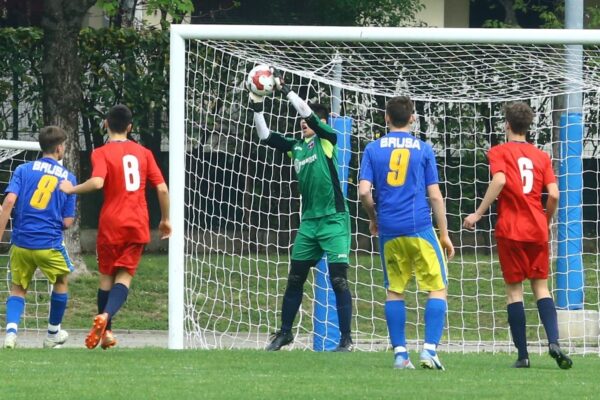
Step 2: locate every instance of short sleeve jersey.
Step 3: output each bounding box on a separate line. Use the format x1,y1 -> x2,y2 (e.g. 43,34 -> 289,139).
265,113 -> 348,220
488,141 -> 556,243
5,157 -> 77,249
91,140 -> 165,244
359,131 -> 439,236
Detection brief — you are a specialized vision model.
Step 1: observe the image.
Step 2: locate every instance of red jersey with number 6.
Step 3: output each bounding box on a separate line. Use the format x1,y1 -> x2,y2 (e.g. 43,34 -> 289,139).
487,141 -> 556,243
91,140 -> 165,244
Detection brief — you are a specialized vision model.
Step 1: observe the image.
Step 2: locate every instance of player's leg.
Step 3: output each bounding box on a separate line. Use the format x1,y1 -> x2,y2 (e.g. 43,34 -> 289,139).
319,213 -> 354,351
411,228 -> 447,370
498,238 -> 530,367
4,245 -> 35,348
266,259 -> 313,351
380,235 -> 414,368
530,279 -> 572,368
37,247 -> 73,348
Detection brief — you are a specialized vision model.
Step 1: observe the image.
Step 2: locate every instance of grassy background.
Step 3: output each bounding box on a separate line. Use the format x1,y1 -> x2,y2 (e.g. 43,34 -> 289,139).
2,349 -> 597,400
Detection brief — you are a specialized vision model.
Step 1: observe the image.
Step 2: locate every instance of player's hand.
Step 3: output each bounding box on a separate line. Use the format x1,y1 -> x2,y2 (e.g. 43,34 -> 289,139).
440,234 -> 455,260
463,212 -> 481,230
159,219 -> 172,239
270,66 -> 290,95
369,219 -> 378,236
59,179 -> 74,195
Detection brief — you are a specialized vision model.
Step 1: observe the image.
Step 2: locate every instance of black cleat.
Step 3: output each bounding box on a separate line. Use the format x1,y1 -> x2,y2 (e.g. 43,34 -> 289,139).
512,358 -> 530,368
265,330 -> 293,351
333,335 -> 354,352
549,343 -> 573,370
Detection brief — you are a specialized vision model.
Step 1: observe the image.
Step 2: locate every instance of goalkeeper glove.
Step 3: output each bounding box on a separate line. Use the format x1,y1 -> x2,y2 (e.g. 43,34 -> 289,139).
245,81 -> 265,112
270,67 -> 290,96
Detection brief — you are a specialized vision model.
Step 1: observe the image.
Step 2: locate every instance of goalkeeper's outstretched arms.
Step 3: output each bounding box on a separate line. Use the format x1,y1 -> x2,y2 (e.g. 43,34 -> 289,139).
247,90 -> 294,152
271,67 -> 337,145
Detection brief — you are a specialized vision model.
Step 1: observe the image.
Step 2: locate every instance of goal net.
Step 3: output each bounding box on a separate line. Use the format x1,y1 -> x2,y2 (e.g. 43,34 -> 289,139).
169,26 -> 600,354
0,140 -> 50,332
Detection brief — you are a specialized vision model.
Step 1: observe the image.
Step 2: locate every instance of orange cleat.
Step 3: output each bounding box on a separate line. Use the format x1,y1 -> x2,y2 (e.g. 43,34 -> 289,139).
101,330 -> 118,350
85,313 -> 109,349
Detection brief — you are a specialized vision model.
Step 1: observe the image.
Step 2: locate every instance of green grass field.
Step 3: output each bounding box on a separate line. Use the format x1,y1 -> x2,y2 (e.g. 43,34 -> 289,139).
2,349 -> 597,400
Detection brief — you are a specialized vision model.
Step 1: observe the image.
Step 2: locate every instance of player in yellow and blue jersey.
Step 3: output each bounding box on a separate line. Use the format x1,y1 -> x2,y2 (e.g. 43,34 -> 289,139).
359,96 -> 454,370
0,126 -> 77,349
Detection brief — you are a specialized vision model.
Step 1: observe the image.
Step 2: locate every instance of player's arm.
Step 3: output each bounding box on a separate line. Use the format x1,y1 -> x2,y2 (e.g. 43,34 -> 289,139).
428,184 -> 455,259
59,177 -> 104,195
358,180 -> 378,236
271,68 -> 337,145
247,91 -> 295,153
463,172 -> 505,229
0,193 -> 17,241
545,182 -> 559,226
155,182 -> 171,239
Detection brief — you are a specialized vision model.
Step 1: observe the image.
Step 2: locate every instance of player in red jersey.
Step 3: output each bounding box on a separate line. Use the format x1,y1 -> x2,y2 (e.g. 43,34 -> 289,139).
60,104 -> 171,349
463,102 -> 572,370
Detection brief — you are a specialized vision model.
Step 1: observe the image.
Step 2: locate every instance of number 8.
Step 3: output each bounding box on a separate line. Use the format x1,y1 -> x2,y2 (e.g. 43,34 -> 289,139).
123,155 -> 140,191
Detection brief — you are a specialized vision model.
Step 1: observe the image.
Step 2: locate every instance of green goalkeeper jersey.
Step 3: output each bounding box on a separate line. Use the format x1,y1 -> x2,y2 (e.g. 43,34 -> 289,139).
263,113 -> 348,220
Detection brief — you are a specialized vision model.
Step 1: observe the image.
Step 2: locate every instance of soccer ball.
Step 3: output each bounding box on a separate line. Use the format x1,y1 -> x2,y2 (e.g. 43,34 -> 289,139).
246,65 -> 276,96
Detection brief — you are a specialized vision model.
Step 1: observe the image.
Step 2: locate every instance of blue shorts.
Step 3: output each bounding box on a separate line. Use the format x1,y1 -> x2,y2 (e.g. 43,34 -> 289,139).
379,227 -> 447,294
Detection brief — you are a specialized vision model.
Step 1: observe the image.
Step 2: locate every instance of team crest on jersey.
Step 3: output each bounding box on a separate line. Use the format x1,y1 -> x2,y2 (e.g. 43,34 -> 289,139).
308,140 -> 315,150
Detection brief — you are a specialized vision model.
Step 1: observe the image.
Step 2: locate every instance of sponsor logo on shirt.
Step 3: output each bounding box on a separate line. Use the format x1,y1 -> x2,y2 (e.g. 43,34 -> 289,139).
294,154 -> 317,173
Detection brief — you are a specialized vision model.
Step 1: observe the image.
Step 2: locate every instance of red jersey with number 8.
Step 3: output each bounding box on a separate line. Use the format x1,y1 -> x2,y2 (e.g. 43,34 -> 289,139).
487,141 -> 556,243
91,140 -> 165,244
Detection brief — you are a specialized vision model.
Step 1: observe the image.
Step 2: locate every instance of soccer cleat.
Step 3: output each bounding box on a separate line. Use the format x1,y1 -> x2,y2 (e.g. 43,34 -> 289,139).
394,353 -> 415,369
85,313 -> 109,349
549,343 -> 573,370
512,358 -> 530,368
4,333 -> 17,349
43,330 -> 69,349
265,330 -> 294,351
333,335 -> 354,352
101,330 -> 118,350
420,350 -> 445,371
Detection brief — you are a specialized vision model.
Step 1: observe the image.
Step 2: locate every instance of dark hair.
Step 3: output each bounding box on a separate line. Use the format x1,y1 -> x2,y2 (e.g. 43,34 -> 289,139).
386,96 -> 414,127
39,125 -> 66,153
504,102 -> 533,134
106,104 -> 133,133
310,103 -> 330,121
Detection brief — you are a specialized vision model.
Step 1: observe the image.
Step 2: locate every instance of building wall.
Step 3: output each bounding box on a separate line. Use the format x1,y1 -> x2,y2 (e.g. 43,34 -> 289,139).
416,0 -> 469,27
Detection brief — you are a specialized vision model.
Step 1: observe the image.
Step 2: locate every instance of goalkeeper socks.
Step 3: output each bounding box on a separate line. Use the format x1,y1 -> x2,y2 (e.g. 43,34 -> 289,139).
385,300 -> 406,348
333,288 -> 352,337
97,289 -> 111,330
104,283 -> 129,319
507,301 -> 528,359
280,285 -> 303,333
48,292 -> 68,332
537,297 -> 559,344
6,296 -> 25,334
424,298 -> 447,347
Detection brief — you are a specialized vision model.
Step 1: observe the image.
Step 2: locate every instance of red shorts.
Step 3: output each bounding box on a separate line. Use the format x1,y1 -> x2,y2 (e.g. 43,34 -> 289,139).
496,237 -> 549,284
97,243 -> 145,277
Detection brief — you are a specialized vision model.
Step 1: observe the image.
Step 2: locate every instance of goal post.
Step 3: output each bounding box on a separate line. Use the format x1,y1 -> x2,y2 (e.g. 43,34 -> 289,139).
169,25 -> 600,352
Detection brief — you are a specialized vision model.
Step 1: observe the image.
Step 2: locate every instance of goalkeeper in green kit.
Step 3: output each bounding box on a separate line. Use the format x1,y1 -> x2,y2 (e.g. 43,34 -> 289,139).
247,68 -> 354,351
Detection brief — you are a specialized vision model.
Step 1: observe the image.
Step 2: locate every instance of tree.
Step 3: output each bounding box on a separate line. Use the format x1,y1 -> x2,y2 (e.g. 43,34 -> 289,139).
41,0 -> 97,273
191,0 -> 425,27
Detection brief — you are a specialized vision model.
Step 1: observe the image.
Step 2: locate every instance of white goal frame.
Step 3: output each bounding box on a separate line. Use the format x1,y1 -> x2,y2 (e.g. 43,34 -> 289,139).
168,25 -> 600,350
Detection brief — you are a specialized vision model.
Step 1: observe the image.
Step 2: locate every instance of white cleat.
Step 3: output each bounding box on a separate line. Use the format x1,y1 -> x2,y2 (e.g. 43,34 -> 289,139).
420,350 -> 445,371
43,330 -> 69,349
394,353 -> 415,369
4,332 -> 17,349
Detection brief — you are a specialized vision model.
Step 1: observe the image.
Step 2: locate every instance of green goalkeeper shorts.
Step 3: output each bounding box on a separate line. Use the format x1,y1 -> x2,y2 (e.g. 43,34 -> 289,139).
291,212 -> 350,264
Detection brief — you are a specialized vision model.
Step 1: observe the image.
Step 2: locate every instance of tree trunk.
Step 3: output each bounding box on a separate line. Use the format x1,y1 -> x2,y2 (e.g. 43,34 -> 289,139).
41,0 -> 96,274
